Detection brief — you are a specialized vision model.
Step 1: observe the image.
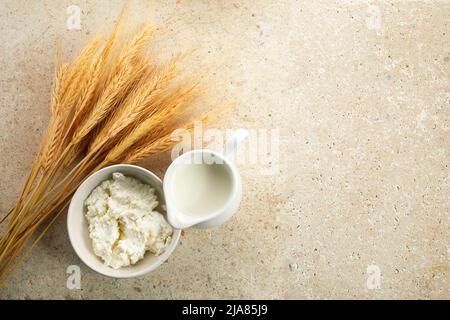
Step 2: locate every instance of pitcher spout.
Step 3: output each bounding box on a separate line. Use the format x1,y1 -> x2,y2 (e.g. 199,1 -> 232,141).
166,203 -> 209,229
166,209 -> 189,229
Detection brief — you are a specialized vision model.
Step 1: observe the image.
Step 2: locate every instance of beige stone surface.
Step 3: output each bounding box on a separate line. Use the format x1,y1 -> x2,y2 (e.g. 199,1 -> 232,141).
0,0 -> 449,299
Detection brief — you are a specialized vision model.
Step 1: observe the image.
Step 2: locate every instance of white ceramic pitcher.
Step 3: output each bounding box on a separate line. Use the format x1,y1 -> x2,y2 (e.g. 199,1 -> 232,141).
163,129 -> 248,229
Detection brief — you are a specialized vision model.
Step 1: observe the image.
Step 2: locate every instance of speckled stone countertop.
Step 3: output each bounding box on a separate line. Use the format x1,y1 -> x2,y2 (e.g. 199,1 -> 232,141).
0,1 -> 449,299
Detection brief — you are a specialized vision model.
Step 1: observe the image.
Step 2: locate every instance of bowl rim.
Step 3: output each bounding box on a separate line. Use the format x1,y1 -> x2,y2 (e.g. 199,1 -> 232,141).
67,163 -> 181,278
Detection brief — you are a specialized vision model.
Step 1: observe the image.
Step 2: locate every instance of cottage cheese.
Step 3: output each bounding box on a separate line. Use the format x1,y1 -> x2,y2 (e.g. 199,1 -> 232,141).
84,172 -> 173,269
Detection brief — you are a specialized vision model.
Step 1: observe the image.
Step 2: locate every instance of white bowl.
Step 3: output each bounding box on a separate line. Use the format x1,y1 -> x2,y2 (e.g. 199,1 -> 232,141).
67,164 -> 181,278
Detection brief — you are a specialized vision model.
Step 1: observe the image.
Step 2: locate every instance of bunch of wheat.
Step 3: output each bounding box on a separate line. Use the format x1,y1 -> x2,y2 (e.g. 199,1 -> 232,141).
0,17 -> 212,284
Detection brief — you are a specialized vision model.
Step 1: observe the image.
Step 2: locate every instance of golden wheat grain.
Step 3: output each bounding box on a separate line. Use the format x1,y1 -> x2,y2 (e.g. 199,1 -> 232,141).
123,133 -> 176,164
104,83 -> 199,163
71,60 -> 147,146
89,57 -> 180,151
122,114 -> 207,164
70,26 -> 154,147
59,37 -> 102,110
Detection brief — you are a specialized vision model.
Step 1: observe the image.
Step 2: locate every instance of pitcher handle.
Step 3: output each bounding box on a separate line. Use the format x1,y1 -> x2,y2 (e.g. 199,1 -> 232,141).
224,128 -> 248,160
